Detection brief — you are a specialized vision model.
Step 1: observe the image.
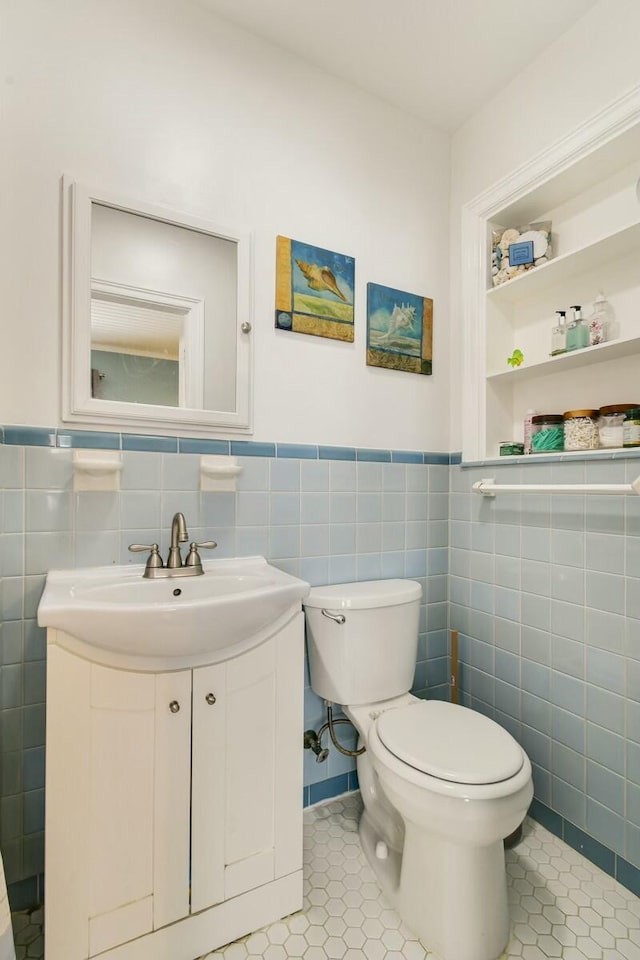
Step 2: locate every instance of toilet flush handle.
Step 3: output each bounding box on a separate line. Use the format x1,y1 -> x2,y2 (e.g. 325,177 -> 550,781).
321,609 -> 345,625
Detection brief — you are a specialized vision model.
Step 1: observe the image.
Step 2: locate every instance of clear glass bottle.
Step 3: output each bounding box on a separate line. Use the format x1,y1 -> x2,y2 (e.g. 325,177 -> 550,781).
565,305 -> 589,351
523,408 -> 536,454
551,311 -> 567,356
588,291 -> 616,345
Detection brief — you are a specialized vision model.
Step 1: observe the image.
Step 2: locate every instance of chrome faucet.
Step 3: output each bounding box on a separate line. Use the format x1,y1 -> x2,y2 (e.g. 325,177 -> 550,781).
128,513 -> 217,578
167,512 -> 188,569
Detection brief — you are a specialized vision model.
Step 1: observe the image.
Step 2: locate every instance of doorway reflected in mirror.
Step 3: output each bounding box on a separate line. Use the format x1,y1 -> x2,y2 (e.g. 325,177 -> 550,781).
62,176 -> 253,434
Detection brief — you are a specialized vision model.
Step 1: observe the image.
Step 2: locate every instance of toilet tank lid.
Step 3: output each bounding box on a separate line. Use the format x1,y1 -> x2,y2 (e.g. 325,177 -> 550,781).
376,701 -> 524,785
304,579 -> 422,610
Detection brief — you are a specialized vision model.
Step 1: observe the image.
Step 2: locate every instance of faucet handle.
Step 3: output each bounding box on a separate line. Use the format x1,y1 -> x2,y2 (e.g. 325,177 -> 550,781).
128,543 -> 164,571
185,541 -> 217,570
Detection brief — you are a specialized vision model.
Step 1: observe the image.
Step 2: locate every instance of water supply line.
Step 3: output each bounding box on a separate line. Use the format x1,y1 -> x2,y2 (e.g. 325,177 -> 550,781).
303,702 -> 366,762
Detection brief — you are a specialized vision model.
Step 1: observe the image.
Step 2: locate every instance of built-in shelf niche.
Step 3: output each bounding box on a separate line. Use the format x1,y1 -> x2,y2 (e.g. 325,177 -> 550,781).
461,86 -> 640,462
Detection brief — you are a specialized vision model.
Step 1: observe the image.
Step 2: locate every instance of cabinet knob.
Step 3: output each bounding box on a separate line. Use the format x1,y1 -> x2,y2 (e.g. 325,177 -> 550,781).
205,693 -> 216,705
169,700 -> 180,713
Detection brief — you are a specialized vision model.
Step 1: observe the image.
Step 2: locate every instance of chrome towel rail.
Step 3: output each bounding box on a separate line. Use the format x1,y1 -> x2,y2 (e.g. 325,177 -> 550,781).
472,476 -> 640,497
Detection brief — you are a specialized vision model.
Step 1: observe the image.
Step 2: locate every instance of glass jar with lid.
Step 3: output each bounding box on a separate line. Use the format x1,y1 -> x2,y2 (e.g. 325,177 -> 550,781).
598,404 -> 637,448
563,409 -> 599,451
530,415 -> 564,453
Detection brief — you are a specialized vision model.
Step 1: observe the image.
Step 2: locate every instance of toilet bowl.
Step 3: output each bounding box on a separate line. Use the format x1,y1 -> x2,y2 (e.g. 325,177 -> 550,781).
304,579 -> 533,960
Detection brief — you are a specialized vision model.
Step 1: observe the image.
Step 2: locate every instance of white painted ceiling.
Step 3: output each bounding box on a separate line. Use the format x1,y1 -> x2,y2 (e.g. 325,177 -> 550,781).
196,0 -> 599,131
91,298 -> 181,359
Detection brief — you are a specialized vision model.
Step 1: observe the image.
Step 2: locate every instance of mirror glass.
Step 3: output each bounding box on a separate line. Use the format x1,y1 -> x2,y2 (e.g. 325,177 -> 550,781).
64,180 -> 252,433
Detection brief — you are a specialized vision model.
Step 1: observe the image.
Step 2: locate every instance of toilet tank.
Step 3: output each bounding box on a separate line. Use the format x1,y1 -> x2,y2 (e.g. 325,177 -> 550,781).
304,579 -> 422,706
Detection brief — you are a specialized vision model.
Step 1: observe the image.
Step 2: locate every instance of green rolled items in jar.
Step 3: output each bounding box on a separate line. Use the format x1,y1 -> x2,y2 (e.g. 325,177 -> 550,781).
530,414 -> 564,453
532,427 -> 564,452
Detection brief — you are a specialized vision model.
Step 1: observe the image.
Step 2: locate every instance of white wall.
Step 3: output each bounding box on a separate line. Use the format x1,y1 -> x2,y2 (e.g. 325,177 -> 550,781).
449,0 -> 640,451
0,0 -> 450,451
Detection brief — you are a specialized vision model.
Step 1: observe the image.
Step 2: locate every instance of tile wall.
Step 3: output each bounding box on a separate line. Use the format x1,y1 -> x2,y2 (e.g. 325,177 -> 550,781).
10,429 -> 640,907
0,431 -> 450,899
451,455 -> 640,881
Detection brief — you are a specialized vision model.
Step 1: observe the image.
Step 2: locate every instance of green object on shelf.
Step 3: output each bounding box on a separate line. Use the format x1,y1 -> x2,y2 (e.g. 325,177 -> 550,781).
531,426 -> 564,452
499,442 -> 525,456
507,349 -> 524,367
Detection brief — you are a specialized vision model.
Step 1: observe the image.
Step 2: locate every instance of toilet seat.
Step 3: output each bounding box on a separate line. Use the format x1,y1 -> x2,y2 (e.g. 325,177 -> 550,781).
376,700 -> 524,785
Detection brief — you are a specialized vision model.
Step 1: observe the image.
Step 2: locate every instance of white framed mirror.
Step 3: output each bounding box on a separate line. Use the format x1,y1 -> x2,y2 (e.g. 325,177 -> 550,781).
62,177 -> 253,434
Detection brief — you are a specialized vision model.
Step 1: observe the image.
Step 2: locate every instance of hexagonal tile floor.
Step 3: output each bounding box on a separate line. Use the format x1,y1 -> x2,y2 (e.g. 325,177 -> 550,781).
203,792 -> 640,960
10,793 -> 640,959
12,906 -> 43,960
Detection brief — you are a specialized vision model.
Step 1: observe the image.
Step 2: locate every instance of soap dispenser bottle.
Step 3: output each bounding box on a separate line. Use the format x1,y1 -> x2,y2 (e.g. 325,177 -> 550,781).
566,305 -> 589,351
588,292 -> 616,345
551,311 -> 567,356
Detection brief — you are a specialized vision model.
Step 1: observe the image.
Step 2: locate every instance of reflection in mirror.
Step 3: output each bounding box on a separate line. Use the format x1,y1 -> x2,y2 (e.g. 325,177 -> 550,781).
63,177 -> 252,434
91,286 -> 183,407
90,204 -> 236,412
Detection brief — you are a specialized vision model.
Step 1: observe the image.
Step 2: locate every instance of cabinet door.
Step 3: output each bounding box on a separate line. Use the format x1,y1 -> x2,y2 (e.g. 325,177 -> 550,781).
191,660 -> 226,912
191,613 -> 304,913
152,672 -> 192,930
87,664 -> 192,953
45,646 -> 191,960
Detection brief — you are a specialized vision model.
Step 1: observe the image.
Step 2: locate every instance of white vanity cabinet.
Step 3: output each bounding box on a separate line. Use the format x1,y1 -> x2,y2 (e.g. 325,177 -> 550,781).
45,612 -> 304,960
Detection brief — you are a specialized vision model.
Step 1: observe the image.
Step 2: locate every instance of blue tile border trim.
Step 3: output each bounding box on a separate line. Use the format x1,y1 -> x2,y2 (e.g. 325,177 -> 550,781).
528,798 -> 640,898
122,434 -> 177,453
319,445 -> 356,461
617,857 -> 640,900
392,450 -> 423,464
230,440 -> 276,458
356,448 -> 391,462
57,430 -> 120,450
4,427 -> 55,447
303,771 -> 360,808
423,452 -> 449,465
178,438 -> 231,455
564,822 -> 615,877
9,427 -> 634,468
0,425 -> 452,466
276,443 -> 318,459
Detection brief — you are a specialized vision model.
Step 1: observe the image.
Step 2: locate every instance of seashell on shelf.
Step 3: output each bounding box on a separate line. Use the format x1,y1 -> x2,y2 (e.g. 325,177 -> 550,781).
518,229 -> 550,259
499,228 -> 520,252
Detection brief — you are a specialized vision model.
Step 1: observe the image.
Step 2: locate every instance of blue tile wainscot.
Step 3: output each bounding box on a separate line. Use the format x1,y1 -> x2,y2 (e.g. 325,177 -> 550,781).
0,426 -> 450,908
3,425 -> 640,906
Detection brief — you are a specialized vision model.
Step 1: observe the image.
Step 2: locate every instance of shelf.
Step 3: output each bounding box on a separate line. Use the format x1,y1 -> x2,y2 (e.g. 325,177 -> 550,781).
487,335 -> 640,383
462,95 -> 640,463
492,123 -> 640,226
486,220 -> 640,304
469,448 -> 640,466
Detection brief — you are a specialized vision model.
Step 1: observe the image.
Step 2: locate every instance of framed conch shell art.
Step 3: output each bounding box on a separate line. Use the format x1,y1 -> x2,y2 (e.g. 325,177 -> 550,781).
275,236 -> 355,341
366,282 -> 433,375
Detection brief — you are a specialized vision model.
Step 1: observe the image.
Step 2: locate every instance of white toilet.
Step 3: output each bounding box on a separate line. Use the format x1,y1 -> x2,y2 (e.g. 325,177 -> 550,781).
304,579 -> 533,960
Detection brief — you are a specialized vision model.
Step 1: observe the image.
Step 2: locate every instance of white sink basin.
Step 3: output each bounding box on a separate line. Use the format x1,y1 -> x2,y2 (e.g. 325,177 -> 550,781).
38,556 -> 310,670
